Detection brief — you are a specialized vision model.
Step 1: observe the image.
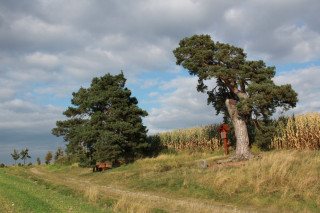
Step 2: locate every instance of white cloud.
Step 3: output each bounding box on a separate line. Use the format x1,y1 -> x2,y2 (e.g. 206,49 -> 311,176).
7,68 -> 53,83
34,85 -> 78,99
25,52 -> 59,68
224,8 -> 247,27
148,92 -> 159,97
145,76 -> 222,134
217,0 -> 320,63
274,66 -> 320,114
141,79 -> 159,89
268,25 -> 320,62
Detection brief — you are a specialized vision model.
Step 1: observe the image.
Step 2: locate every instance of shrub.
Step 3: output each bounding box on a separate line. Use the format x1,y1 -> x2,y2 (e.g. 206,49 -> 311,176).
0,163 -> 5,168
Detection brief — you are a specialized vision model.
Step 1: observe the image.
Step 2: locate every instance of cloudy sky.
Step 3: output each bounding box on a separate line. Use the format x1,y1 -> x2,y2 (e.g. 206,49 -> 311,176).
1,0 -> 320,165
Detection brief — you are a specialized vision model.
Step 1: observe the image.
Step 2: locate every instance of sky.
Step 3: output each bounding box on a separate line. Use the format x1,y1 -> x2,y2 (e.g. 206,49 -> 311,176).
1,0 -> 320,165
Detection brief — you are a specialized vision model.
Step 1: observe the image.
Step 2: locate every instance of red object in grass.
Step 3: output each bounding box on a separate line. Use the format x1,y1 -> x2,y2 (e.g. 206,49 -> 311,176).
218,124 -> 230,155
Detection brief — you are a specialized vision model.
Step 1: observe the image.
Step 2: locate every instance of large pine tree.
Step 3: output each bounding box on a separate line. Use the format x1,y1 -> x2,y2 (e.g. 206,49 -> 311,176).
173,35 -> 298,160
52,72 -> 148,166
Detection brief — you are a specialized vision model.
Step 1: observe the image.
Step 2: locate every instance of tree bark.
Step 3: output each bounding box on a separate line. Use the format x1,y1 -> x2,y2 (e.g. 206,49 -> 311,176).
225,99 -> 253,160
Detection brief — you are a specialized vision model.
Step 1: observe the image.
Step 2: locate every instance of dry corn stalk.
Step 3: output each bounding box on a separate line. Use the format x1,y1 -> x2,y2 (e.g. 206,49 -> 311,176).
156,125 -> 222,151
271,112 -> 320,150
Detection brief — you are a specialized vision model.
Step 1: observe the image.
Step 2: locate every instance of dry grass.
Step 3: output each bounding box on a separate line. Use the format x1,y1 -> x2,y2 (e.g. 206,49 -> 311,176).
271,112 -> 320,150
84,185 -> 100,202
112,195 -> 151,213
201,150 -> 320,211
111,193 -> 247,213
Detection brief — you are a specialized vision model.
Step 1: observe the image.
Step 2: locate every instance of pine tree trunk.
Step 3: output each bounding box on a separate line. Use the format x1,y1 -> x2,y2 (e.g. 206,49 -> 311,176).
226,99 -> 253,160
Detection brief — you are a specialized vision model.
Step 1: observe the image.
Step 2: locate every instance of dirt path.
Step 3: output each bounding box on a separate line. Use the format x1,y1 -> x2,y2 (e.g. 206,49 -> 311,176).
29,167 -> 256,213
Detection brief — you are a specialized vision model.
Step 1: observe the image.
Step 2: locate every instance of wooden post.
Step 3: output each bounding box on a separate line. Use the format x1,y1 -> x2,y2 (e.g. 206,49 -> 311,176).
219,124 -> 230,155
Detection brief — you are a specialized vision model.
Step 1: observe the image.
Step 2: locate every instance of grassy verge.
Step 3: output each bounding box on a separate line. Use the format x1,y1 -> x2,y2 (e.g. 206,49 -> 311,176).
0,168 -> 112,213
2,166 -> 168,213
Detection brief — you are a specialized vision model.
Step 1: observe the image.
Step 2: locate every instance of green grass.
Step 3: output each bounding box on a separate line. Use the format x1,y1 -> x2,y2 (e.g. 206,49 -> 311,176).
0,168 -> 111,213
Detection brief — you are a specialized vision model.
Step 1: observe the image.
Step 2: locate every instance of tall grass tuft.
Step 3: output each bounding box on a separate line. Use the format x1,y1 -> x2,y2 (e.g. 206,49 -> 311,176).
113,195 -> 150,213
271,112 -> 320,150
84,185 -> 99,202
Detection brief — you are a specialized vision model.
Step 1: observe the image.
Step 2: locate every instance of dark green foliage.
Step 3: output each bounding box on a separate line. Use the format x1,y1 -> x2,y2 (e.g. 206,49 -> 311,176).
173,35 -> 298,147
144,135 -> 164,157
20,148 -> 31,165
78,152 -> 96,168
52,72 -> 148,167
0,163 -> 5,168
11,149 -> 20,165
246,119 -> 275,149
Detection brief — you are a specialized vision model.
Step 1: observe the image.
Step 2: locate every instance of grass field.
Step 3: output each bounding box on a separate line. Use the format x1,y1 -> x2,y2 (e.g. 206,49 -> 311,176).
0,168 -> 113,213
2,149 -> 319,213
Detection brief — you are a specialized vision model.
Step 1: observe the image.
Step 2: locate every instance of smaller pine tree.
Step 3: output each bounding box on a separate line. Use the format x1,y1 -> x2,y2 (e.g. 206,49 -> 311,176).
20,148 -> 31,165
45,151 -> 53,165
36,157 -> 41,165
10,149 -> 20,165
54,147 -> 64,162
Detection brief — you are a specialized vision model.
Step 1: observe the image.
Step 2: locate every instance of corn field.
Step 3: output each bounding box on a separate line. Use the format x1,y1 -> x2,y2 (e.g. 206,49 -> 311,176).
271,112 -> 320,150
148,112 -> 320,152
150,124 -> 223,151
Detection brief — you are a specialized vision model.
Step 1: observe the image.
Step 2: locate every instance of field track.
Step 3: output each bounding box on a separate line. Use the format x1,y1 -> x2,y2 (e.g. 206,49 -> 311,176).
28,167 -> 255,213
